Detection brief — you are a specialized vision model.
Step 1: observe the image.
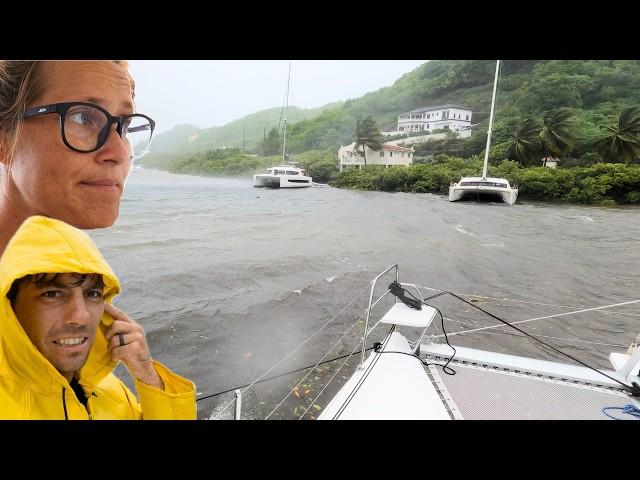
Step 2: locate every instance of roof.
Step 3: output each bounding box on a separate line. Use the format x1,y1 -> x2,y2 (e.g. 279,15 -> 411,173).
400,104 -> 472,115
382,142 -> 414,152
341,142 -> 414,153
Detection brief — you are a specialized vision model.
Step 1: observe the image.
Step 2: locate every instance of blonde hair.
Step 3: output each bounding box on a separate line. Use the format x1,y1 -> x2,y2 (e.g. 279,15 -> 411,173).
0,61 -> 135,164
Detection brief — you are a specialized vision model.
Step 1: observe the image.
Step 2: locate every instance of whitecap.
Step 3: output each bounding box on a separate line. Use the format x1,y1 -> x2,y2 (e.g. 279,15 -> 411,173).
455,225 -> 477,237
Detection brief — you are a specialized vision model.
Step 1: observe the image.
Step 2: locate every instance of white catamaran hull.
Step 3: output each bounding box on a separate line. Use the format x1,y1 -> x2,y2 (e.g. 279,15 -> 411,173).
253,174 -> 312,188
449,184 -> 518,204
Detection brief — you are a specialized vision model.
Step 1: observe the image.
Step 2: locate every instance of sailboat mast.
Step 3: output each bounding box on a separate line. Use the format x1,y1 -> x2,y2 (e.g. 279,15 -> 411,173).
282,62 -> 291,165
482,60 -> 500,179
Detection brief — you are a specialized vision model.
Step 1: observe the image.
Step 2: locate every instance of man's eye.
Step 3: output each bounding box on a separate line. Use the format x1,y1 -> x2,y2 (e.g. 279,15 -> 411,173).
86,290 -> 103,299
42,290 -> 61,298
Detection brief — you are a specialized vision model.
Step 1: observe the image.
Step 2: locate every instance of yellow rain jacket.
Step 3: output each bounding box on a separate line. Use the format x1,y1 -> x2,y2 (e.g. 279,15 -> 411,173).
0,216 -> 196,419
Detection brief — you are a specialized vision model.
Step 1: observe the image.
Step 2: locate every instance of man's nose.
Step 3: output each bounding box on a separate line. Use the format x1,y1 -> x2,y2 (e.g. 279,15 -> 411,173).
65,291 -> 91,325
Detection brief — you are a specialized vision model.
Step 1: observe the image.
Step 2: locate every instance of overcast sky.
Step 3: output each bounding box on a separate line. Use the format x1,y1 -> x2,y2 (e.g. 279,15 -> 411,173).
128,60 -> 427,134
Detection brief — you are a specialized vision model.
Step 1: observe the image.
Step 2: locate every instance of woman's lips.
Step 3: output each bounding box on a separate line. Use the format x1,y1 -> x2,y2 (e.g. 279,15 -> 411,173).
79,179 -> 120,192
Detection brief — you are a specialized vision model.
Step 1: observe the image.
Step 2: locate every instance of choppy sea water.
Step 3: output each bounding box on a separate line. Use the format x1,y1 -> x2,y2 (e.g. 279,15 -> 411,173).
88,167 -> 640,419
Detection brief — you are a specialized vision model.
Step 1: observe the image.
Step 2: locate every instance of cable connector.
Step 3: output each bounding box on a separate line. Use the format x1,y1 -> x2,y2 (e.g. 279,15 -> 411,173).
373,342 -> 383,353
388,281 -> 422,310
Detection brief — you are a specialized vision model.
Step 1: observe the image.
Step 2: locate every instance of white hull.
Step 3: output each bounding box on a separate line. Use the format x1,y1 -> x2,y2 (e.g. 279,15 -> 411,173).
449,177 -> 518,204
253,173 -> 312,188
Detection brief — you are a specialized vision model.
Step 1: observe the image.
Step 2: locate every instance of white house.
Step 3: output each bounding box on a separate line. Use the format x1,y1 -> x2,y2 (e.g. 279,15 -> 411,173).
397,104 -> 473,138
338,142 -> 415,172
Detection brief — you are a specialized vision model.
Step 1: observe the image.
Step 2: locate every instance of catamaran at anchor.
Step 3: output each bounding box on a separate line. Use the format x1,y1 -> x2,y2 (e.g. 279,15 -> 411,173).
449,60 -> 518,205
253,163 -> 312,188
254,62 -> 312,189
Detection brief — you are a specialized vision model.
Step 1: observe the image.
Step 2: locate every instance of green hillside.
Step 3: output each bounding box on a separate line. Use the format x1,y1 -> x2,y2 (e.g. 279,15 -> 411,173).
145,60 -> 640,160
137,60 -> 640,203
141,103 -> 339,169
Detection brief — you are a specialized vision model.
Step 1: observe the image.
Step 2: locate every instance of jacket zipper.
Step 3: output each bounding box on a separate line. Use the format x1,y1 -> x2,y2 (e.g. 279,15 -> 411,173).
62,386 -> 94,419
87,392 -> 98,420
62,387 -> 68,420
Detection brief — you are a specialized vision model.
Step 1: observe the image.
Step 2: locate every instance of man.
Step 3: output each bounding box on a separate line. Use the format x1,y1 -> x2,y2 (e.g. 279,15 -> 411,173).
0,215 -> 196,419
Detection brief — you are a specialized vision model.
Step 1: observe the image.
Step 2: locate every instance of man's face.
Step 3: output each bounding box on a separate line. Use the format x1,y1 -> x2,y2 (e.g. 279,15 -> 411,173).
13,273 -> 105,382
7,61 -> 135,229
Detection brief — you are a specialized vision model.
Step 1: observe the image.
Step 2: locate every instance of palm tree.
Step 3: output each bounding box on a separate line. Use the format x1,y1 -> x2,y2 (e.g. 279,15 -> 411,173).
595,106 -> 640,164
539,109 -> 577,165
505,119 -> 541,167
354,116 -> 383,167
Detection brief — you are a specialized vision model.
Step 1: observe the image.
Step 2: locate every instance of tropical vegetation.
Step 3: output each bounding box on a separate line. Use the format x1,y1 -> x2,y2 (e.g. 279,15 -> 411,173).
140,60 -> 640,204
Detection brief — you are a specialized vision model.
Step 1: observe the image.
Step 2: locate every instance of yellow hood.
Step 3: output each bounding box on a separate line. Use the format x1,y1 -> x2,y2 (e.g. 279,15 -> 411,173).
0,215 -> 121,391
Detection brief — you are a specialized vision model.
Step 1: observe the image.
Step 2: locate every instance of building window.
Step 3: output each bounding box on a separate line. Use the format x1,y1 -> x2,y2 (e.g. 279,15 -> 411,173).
444,124 -> 449,129
380,151 -> 384,157
466,114 -> 469,120
390,151 -> 393,157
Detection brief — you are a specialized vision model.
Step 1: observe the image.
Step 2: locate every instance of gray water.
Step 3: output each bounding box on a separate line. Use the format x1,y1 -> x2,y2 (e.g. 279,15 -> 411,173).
89,168 -> 640,419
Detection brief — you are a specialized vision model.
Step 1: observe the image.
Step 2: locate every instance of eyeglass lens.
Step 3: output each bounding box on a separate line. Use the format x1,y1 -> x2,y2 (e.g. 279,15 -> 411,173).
64,104 -> 152,157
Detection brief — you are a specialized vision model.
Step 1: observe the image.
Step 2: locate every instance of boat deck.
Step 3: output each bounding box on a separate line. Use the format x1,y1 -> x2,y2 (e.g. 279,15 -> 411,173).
423,346 -> 636,420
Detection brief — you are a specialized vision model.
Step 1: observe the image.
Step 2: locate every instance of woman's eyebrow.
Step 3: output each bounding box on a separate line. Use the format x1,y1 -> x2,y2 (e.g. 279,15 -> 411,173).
85,96 -> 134,112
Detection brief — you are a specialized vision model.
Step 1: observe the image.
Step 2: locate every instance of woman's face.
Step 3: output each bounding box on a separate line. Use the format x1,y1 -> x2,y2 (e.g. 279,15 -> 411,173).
7,61 -> 135,229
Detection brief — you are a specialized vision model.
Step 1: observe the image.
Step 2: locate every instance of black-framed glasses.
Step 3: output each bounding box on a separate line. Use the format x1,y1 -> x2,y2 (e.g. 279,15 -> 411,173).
21,102 -> 155,159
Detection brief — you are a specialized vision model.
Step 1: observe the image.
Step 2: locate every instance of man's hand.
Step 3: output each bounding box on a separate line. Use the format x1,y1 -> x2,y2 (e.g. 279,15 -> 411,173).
104,303 -> 164,390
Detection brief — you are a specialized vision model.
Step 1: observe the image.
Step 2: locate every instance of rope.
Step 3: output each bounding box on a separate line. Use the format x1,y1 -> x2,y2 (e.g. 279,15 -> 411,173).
330,327 -> 395,420
432,289 -> 640,395
416,284 -> 640,312
297,332 -> 369,419
440,316 -> 628,348
601,404 -> 640,420
211,281 -> 372,419
439,299 -> 640,337
196,346 -> 375,403
265,308 -> 368,419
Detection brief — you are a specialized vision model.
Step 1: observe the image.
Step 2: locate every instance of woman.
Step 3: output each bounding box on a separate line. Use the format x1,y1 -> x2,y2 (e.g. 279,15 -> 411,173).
0,60 -> 153,255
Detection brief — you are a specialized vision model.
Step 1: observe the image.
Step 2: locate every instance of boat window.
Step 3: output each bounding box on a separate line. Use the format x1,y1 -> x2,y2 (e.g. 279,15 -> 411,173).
459,181 -> 508,188
286,170 -> 297,175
